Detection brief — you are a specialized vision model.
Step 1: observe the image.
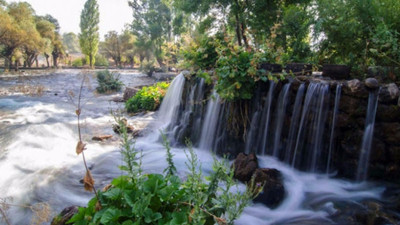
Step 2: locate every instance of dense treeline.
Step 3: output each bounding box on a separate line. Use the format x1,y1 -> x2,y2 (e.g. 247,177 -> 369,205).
0,1 -> 64,70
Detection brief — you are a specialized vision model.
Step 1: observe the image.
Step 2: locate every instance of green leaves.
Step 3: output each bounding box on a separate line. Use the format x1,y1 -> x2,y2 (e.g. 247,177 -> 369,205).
125,82 -> 170,113
96,70 -> 123,93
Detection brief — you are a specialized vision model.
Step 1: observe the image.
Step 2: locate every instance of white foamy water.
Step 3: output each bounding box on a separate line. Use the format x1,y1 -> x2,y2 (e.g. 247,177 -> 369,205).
0,71 -> 385,225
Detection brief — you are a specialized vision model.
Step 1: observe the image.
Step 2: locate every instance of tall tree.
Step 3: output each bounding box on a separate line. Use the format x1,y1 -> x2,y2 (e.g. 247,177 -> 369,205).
129,0 -> 171,67
63,32 -> 80,53
79,0 -> 99,68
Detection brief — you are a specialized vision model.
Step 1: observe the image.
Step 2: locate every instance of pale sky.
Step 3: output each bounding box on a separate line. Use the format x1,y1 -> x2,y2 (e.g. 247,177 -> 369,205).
9,0 -> 133,39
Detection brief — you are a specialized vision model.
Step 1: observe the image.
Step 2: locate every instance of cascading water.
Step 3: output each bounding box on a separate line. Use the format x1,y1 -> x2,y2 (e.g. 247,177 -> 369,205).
284,83 -> 305,163
272,83 -> 291,158
198,91 -> 222,151
258,81 -> 276,155
0,71 -> 392,225
326,84 -> 342,173
356,88 -> 380,181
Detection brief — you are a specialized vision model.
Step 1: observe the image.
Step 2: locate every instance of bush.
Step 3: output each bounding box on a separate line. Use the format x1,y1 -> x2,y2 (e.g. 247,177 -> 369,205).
125,82 -> 170,113
95,54 -> 109,67
96,70 -> 123,93
68,122 -> 258,225
71,58 -> 83,67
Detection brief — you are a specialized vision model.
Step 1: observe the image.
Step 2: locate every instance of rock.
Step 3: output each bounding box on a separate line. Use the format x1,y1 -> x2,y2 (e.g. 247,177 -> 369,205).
51,206 -> 79,225
376,104 -> 400,123
342,79 -> 369,98
233,153 -> 258,183
253,168 -> 285,208
387,83 -> 399,99
380,123 -> 400,145
379,84 -> 400,104
365,78 -> 379,89
322,64 -> 351,80
92,135 -> 113,141
123,87 -> 140,101
113,118 -> 135,134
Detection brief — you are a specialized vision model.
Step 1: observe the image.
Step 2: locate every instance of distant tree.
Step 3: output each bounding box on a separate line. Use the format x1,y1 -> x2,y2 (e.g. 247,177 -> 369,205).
0,2 -> 36,70
79,0 -> 99,68
101,30 -> 135,67
129,0 -> 172,67
63,32 -> 80,54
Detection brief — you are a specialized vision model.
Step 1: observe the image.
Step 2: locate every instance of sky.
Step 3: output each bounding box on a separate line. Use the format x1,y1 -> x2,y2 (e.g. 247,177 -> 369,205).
10,0 -> 133,38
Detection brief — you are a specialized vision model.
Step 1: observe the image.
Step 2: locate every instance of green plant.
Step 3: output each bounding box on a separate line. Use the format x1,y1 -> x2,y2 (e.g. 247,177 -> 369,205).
181,35 -> 219,71
140,61 -> 156,77
96,70 -> 123,93
125,82 -> 170,113
72,58 -> 83,67
94,54 -> 109,67
68,124 -> 257,225
214,45 -> 286,101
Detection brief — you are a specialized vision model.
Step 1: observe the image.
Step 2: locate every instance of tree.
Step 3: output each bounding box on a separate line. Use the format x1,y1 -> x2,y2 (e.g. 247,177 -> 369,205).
129,0 -> 172,67
101,30 -> 136,67
79,0 -> 99,68
0,2 -> 35,70
63,32 -> 80,54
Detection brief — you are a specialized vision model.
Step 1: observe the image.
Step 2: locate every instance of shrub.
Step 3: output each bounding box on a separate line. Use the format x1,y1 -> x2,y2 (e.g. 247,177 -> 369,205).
68,121 -> 258,225
95,54 -> 109,67
72,58 -> 83,67
96,70 -> 123,93
125,82 -> 170,113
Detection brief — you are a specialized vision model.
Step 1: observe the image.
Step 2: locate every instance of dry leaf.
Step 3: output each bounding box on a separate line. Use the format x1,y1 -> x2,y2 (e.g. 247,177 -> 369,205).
83,170 -> 95,192
76,141 -> 86,155
75,109 -> 81,116
95,201 -> 102,211
102,184 -> 112,192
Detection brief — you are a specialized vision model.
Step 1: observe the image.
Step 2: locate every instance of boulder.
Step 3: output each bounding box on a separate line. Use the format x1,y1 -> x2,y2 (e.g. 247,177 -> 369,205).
253,168 -> 285,208
379,83 -> 400,104
92,135 -> 113,141
342,79 -> 369,98
322,64 -> 351,80
51,206 -> 79,225
112,118 -> 135,134
123,87 -> 140,101
233,153 -> 258,183
365,78 -> 379,89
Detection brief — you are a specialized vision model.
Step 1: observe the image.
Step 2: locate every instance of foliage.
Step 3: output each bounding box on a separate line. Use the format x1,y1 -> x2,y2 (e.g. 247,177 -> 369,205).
68,124 -> 256,225
79,0 -> 99,68
63,32 -> 81,54
100,30 -> 135,67
72,58 -> 84,67
215,45 -> 286,101
96,70 -> 123,93
94,54 -> 109,67
181,35 -> 219,71
125,82 -> 170,113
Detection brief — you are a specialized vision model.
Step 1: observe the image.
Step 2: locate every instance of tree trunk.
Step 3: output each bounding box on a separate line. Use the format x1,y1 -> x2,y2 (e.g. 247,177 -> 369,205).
89,54 -> 93,69
35,56 -> 39,68
241,22 -> 250,50
235,13 -> 242,47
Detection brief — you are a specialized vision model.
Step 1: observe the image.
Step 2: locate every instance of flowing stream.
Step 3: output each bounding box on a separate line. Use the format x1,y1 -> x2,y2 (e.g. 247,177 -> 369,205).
0,71 -> 387,224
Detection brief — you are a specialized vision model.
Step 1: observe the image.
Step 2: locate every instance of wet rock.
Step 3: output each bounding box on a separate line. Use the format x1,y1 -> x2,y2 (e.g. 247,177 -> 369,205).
92,135 -> 113,141
51,206 -> 79,225
123,87 -> 140,101
365,78 -> 379,89
343,79 -> 369,98
253,168 -> 285,208
112,118 -> 135,134
379,84 -> 400,104
322,64 -> 350,80
376,104 -> 400,123
339,95 -> 367,117
380,123 -> 400,145
233,153 -> 258,183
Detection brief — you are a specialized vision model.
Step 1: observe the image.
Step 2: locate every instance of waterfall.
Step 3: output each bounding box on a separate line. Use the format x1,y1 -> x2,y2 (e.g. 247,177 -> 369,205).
272,83 -> 291,158
291,83 -> 319,168
158,73 -> 185,128
284,84 -> 305,163
356,89 -> 380,181
308,84 -> 330,172
245,111 -> 260,154
198,91 -> 222,151
258,81 -> 276,155
326,84 -> 342,173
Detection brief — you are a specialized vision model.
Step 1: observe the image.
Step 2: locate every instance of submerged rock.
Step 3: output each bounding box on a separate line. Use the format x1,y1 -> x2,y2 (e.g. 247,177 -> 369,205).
233,153 -> 258,183
253,168 -> 285,209
51,206 -> 79,225
92,135 -> 113,141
